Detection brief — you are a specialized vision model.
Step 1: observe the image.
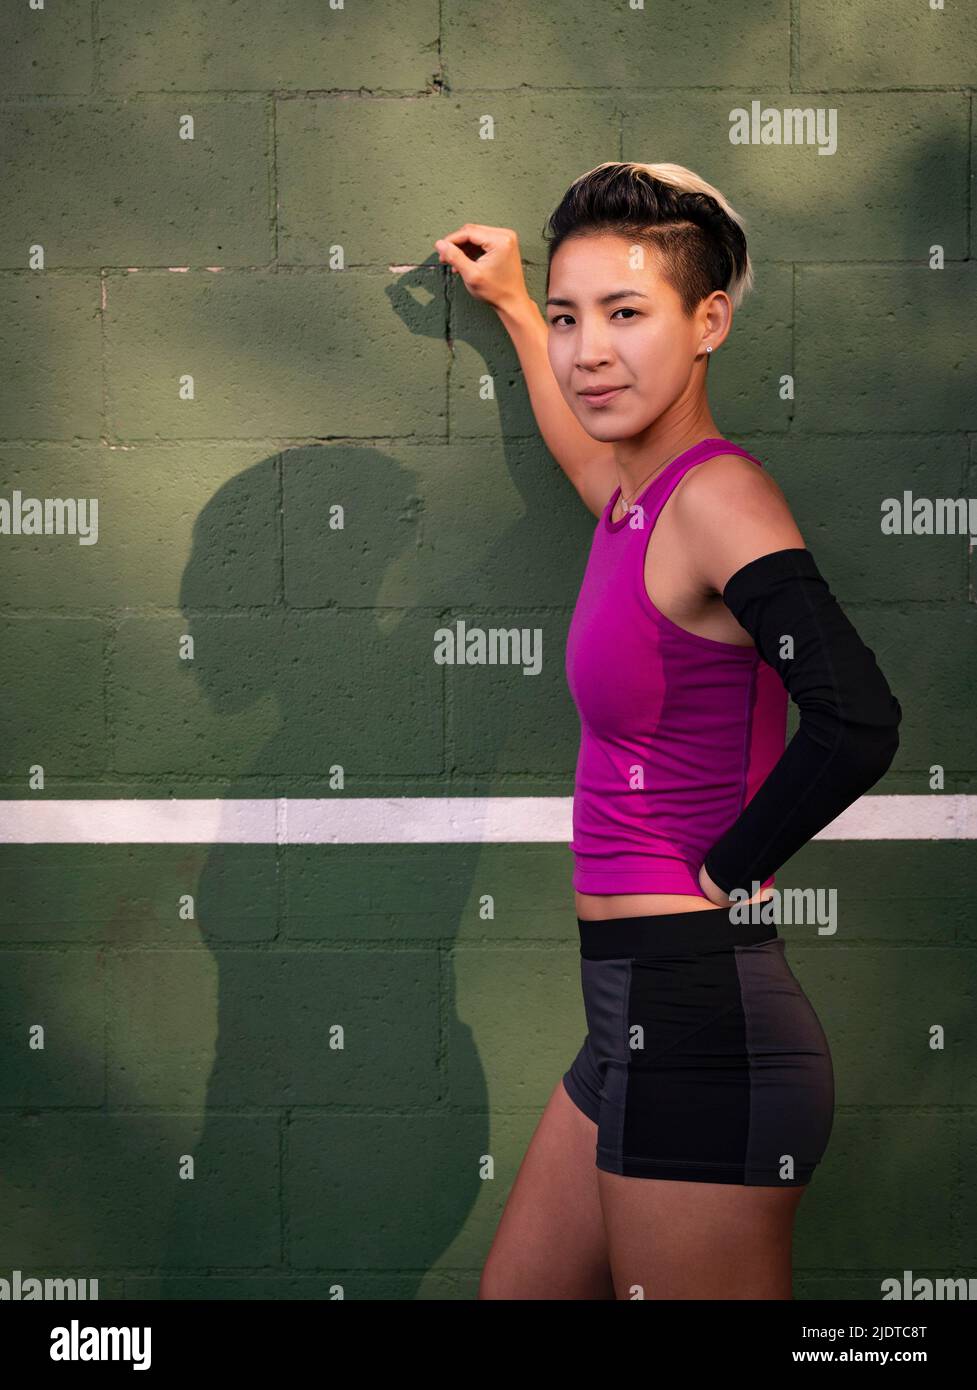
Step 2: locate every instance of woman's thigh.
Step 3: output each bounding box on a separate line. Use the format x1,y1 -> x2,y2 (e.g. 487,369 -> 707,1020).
597,1172 -> 807,1299
479,1079 -> 615,1300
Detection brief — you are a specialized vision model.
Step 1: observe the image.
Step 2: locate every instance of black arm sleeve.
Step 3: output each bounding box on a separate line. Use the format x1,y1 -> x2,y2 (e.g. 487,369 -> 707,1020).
701,547 -> 902,898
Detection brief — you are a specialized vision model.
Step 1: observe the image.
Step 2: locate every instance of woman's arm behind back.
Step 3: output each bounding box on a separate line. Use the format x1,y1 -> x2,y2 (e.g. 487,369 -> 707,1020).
673,457 -> 902,902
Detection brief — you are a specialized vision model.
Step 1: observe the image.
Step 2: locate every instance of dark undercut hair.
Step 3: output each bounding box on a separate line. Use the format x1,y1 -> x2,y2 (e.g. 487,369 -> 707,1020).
542,161 -> 753,316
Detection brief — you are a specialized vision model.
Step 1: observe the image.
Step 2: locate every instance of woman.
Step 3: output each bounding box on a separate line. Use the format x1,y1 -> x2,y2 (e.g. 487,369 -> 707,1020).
434,162 -> 901,1300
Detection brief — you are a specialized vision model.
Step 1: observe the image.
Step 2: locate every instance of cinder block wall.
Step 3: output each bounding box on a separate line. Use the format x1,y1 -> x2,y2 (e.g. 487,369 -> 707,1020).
0,2 -> 974,1300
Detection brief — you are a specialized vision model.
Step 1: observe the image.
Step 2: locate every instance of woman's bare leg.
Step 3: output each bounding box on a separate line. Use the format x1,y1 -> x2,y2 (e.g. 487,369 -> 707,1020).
597,1172 -> 808,1300
479,1079 -> 615,1300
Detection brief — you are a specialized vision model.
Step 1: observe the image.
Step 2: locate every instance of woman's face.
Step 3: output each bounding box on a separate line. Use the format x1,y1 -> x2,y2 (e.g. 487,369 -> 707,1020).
545,231 -> 710,442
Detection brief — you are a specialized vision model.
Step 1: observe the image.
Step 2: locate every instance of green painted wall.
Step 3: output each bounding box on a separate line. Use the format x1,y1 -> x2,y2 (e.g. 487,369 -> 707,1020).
0,1 -> 974,1300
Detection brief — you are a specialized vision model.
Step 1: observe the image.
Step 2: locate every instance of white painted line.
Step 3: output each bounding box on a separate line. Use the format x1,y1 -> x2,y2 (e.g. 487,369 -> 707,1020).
0,799 -> 278,844
823,794 -> 972,840
283,796 -> 573,844
0,796 -> 971,845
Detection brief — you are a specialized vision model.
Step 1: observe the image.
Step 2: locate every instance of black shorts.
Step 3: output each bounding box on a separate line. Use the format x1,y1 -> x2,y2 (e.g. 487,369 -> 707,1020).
562,906 -> 835,1185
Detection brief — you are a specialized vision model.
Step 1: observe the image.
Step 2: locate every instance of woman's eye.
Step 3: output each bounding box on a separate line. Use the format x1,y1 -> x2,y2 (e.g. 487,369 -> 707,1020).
549,308 -> 639,327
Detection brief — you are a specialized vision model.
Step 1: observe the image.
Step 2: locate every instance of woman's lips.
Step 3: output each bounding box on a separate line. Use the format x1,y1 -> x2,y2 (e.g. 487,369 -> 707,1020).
580,387 -> 627,407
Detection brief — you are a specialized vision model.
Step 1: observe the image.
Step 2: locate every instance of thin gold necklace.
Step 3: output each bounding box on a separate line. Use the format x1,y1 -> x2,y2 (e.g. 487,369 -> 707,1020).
614,445 -> 688,521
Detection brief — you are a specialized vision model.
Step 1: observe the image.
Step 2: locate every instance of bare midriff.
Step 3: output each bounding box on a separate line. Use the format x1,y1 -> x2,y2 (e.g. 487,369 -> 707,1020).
574,890 -> 721,920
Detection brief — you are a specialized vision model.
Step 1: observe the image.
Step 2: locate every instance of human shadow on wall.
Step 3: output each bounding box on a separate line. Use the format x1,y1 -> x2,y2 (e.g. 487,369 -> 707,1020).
151,446 -> 480,1295
155,261 -> 588,1295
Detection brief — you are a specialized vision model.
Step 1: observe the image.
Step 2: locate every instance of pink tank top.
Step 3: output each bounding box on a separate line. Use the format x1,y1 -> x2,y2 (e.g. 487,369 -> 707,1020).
565,438 -> 788,897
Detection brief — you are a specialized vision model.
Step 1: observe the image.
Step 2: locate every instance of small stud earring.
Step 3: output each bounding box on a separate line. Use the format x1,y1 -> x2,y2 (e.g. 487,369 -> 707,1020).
706,346 -> 713,354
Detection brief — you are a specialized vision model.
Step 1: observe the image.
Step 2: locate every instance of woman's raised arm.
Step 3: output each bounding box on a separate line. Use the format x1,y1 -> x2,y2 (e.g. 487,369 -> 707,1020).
435,222 -> 615,516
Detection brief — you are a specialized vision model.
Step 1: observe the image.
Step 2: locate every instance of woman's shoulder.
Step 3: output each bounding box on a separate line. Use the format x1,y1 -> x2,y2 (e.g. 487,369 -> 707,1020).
674,449 -> 786,518
670,451 -> 806,583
